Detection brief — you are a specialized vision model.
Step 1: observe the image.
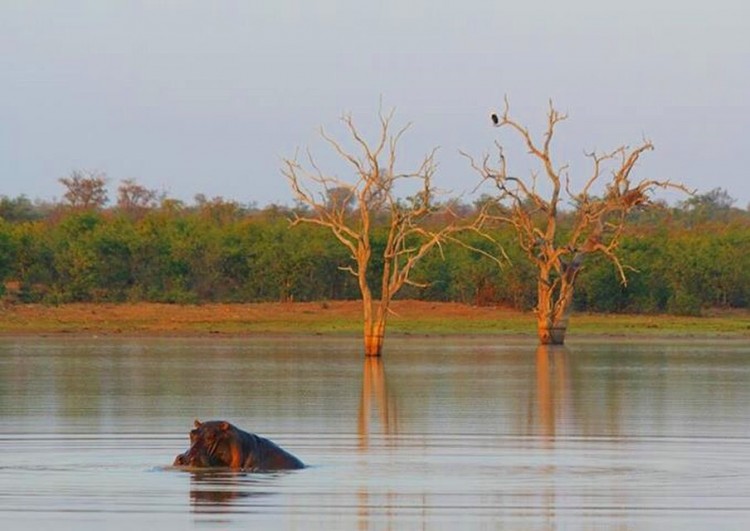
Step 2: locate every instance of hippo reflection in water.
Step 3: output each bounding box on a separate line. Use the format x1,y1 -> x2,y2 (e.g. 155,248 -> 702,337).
173,420 -> 305,471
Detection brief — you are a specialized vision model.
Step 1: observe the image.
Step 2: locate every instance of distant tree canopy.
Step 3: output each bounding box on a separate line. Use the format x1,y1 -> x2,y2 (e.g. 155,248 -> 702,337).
59,170 -> 109,210
0,195 -> 48,223
0,180 -> 749,315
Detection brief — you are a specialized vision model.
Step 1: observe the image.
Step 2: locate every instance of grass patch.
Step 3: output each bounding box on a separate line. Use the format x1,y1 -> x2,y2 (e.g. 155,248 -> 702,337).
0,301 -> 748,337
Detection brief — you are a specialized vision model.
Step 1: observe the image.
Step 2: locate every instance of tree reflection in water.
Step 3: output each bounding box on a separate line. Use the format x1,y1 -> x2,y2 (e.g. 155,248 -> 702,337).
357,356 -> 400,527
534,344 -> 572,442
533,344 -> 573,529
357,357 -> 398,449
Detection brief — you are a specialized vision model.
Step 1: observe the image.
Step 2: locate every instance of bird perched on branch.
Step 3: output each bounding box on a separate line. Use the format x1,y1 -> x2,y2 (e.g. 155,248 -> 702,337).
490,113 -> 499,126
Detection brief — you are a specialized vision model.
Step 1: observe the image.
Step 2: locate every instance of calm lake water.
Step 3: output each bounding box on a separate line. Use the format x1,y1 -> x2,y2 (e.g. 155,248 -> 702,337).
1,335 -> 749,529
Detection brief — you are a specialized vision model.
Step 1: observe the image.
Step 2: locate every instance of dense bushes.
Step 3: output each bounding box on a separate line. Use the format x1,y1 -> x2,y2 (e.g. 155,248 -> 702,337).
571,222 -> 750,315
1,196 -> 749,315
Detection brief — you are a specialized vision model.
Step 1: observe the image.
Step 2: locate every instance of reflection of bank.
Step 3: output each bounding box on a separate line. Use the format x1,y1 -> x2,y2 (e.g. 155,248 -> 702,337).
357,357 -> 398,449
534,345 -> 571,441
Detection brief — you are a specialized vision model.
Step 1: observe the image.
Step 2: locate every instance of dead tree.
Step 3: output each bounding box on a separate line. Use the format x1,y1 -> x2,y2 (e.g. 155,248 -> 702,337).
283,108 -> 480,357
467,99 -> 691,345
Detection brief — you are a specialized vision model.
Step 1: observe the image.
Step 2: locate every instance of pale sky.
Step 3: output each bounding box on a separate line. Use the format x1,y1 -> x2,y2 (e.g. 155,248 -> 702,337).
1,1 -> 748,207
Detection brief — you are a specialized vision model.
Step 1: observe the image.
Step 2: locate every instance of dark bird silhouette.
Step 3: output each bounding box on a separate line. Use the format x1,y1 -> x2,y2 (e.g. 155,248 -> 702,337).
490,113 -> 499,126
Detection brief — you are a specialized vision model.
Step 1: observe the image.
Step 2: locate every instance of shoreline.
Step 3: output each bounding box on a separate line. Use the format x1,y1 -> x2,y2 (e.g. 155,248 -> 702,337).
1,300 -> 749,339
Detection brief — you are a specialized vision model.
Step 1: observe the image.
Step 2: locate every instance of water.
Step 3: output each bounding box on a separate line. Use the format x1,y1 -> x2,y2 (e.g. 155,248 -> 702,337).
1,336 -> 749,529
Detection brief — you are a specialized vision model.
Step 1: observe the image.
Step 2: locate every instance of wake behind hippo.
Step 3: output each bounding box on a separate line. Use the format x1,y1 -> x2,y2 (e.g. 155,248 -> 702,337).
173,420 -> 305,471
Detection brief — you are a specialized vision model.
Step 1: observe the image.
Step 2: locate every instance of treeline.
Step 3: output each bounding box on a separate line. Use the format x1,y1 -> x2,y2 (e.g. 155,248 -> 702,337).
1,184 -> 749,315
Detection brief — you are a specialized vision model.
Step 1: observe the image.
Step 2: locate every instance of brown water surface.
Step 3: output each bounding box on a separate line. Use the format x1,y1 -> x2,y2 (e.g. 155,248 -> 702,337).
1,336 -> 749,529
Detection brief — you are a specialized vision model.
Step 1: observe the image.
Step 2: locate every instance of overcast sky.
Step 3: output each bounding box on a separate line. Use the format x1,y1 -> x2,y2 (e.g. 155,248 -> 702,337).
1,1 -> 748,208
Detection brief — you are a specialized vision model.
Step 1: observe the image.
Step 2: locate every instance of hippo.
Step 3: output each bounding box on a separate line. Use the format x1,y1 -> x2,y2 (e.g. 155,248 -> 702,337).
173,419 -> 305,471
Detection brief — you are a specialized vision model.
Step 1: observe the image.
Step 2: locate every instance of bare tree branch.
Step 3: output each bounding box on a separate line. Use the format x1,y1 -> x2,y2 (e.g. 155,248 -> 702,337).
283,108 -> 470,356
472,99 -> 692,344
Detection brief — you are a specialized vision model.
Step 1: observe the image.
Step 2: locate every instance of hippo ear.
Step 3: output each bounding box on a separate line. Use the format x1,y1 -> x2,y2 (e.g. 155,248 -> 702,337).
219,421 -> 230,431
194,419 -> 202,428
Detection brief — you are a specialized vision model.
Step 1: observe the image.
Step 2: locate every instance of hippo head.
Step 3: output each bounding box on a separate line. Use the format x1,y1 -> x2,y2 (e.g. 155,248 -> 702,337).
173,419 -> 229,468
184,419 -> 239,467
173,445 -> 219,467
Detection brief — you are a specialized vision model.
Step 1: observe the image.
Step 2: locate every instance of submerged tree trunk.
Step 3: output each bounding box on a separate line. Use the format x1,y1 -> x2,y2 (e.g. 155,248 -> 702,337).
536,317 -> 568,345
536,278 -> 573,345
363,322 -> 386,357
363,301 -> 387,357
535,257 -> 579,345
